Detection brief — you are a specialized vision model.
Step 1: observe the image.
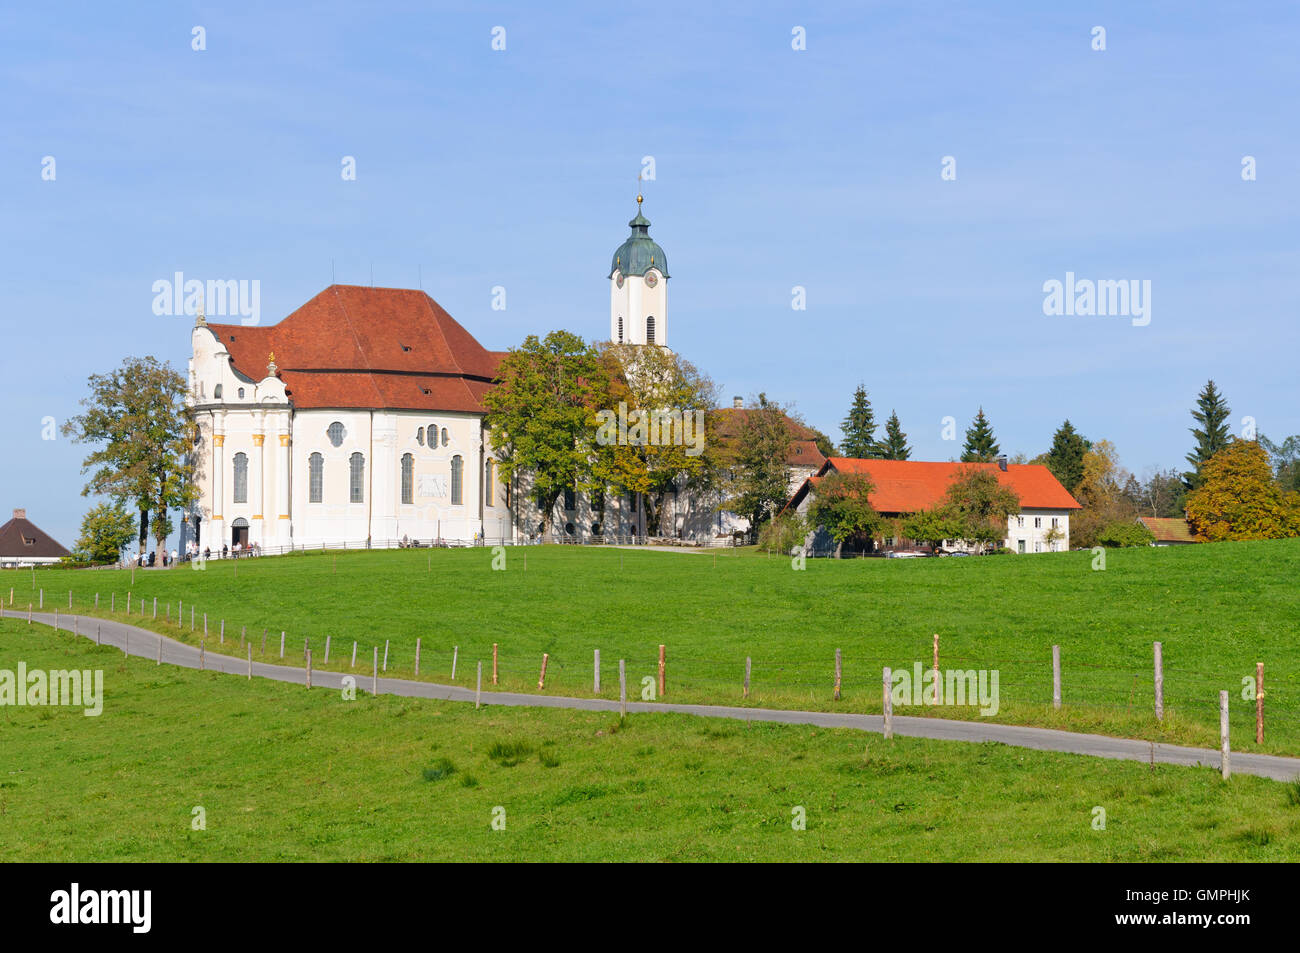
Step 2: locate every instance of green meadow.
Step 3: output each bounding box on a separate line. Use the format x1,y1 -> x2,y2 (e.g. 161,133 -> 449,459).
7,538 -> 1300,755
2,621 -> 1298,862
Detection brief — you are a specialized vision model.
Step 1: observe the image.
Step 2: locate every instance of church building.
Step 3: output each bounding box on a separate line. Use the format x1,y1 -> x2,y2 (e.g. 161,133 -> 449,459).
185,198 -> 680,550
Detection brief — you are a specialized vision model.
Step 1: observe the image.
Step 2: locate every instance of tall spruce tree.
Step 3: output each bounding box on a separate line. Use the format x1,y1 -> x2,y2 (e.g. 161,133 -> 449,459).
839,384 -> 879,459
878,411 -> 911,460
1183,379 -> 1232,490
1045,419 -> 1087,492
960,408 -> 1000,462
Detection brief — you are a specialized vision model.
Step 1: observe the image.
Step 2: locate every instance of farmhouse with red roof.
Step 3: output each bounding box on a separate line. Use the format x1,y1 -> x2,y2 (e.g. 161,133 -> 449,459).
785,456 -> 1082,554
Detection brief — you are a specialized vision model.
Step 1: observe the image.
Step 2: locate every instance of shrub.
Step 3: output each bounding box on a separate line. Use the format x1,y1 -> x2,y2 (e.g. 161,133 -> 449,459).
1096,520 -> 1156,548
757,512 -> 808,555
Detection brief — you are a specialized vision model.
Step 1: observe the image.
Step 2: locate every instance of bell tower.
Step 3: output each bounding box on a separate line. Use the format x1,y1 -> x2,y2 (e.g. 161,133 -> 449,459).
609,193 -> 669,350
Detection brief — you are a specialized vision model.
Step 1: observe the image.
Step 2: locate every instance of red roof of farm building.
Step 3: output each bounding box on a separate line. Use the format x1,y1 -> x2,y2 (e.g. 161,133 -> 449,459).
788,458 -> 1081,514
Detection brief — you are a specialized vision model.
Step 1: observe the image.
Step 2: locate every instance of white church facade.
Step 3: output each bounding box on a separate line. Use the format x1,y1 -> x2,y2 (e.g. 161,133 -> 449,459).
184,199 -> 692,551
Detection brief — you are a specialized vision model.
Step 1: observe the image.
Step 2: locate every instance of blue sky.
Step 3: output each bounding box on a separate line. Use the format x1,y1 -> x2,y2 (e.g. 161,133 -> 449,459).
3,1 -> 1298,546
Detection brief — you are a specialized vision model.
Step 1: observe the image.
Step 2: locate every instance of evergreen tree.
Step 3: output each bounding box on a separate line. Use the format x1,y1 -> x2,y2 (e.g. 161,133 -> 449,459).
960,408 -> 1000,463
1045,419 -> 1087,492
1183,379 -> 1232,490
839,384 -> 879,459
878,411 -> 911,460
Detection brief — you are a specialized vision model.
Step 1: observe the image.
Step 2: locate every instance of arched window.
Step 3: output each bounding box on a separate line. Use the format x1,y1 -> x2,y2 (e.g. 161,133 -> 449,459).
232,453 -> 248,503
309,453 -> 323,502
563,487 -> 576,511
213,383 -> 224,399
416,427 -> 424,446
237,387 -> 245,399
617,316 -> 623,342
441,427 -> 449,447
327,422 -> 345,447
349,452 -> 365,503
450,455 -> 463,505
401,453 -> 414,505
645,316 -> 655,345
484,458 -> 495,507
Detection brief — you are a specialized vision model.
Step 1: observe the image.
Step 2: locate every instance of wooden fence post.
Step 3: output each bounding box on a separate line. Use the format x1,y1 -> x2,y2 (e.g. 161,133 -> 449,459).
415,638 -> 421,676
883,667 -> 893,739
158,636 -> 163,665
351,641 -> 357,668
594,649 -> 600,693
1220,690 -> 1230,779
492,643 -> 498,685
658,643 -> 666,698
833,648 -> 841,701
619,659 -> 627,720
476,661 -> 482,709
153,597 -> 157,620
96,623 -> 101,645
279,631 -> 286,658
324,635 -> 331,664
247,645 -> 252,679
1153,642 -> 1164,722
745,656 -> 752,699
933,633 -> 939,677
306,650 -> 312,689
383,640 -> 390,672
1256,662 -> 1264,744
1052,645 -> 1061,709
372,646 -> 378,695
452,646 -> 458,679
538,653 -> 549,690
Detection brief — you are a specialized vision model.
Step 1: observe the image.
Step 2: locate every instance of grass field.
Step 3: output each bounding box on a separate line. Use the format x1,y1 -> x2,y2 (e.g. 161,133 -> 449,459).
3,620 -> 1298,862
6,538 -> 1299,757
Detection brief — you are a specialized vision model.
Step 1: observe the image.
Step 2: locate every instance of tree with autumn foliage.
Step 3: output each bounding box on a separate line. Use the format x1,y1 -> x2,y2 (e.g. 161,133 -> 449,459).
808,471 -> 882,557
591,342 -> 717,536
1069,439 -> 1138,549
1185,440 -> 1300,541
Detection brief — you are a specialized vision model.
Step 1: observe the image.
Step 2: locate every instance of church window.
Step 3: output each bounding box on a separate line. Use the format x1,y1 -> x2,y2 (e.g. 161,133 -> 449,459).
349,452 -> 365,503
645,316 -> 655,344
327,422 -> 346,447
563,487 -> 576,511
401,453 -> 414,505
441,427 -> 449,446
450,455 -> 463,505
417,427 -> 424,446
232,453 -> 248,503
485,459 -> 495,506
237,388 -> 245,399
309,453 -> 323,502
214,384 -> 223,399
617,316 -> 623,342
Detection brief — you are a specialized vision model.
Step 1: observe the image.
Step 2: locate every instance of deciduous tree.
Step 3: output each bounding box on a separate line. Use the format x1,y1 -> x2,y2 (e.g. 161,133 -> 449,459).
1185,440 -> 1300,540
62,355 -> 196,564
808,472 -> 882,557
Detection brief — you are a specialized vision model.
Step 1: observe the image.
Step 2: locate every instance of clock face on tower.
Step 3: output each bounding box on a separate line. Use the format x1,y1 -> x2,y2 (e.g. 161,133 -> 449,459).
615,272 -> 624,288
644,271 -> 658,288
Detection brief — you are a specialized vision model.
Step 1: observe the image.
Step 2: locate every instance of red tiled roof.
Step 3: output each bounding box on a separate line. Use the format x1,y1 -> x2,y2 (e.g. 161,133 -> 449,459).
1138,517 -> 1201,543
814,458 -> 1082,512
207,285 -> 504,412
788,439 -> 826,470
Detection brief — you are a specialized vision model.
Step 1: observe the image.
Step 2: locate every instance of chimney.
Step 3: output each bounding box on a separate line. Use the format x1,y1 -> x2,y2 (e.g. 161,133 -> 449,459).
12,508 -> 26,520
733,396 -> 744,409
997,455 -> 1008,472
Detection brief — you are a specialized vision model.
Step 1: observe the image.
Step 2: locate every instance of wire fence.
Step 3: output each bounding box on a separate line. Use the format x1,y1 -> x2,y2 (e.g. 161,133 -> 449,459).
8,582 -> 1296,755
